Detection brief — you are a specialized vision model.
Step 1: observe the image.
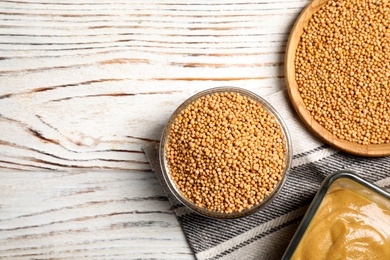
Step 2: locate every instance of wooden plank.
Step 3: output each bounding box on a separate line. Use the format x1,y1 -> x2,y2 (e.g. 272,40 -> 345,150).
0,0 -> 311,258
0,171 -> 193,259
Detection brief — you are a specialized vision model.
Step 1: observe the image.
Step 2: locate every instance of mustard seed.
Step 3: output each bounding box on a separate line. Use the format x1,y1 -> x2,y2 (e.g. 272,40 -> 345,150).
295,0 -> 390,145
166,92 -> 287,214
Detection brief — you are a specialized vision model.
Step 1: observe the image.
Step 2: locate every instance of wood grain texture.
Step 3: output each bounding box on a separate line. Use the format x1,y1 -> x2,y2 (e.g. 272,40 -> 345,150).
0,0 -> 310,258
0,171 -> 192,259
285,0 -> 390,157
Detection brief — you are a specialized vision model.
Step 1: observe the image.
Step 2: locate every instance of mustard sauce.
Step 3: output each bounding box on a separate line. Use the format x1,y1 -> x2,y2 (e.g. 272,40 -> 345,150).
292,187 -> 390,260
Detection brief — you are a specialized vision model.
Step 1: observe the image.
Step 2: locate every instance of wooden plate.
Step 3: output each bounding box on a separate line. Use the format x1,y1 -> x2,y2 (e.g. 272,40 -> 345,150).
285,0 -> 390,157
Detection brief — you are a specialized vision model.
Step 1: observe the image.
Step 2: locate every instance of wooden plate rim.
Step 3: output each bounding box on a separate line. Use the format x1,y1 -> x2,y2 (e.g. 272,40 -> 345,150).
284,0 -> 390,157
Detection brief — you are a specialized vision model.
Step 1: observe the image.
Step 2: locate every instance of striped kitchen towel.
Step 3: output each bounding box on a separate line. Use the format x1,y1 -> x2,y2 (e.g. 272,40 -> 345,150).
143,90 -> 390,260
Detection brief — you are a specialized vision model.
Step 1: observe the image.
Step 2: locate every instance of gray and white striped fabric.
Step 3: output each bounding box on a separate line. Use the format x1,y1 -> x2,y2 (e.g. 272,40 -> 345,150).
143,90 -> 390,260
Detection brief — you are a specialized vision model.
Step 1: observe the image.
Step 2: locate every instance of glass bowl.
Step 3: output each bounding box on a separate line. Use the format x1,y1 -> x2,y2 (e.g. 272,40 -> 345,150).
159,87 -> 292,219
282,170 -> 390,259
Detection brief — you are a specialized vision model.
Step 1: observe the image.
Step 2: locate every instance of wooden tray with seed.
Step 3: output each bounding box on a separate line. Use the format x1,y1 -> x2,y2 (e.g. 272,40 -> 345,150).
285,0 -> 390,157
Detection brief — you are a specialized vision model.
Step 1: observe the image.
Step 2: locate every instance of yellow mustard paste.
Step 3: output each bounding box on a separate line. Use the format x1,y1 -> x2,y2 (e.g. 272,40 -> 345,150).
292,186 -> 390,260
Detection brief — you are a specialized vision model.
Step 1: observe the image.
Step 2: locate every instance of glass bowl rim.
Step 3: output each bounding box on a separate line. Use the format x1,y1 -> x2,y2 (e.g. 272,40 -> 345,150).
159,86 -> 293,219
282,170 -> 390,259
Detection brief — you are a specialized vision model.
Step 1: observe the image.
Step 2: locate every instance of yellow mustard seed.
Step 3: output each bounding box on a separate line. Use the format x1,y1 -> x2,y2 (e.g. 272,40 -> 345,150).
295,0 -> 390,145
166,92 -> 287,214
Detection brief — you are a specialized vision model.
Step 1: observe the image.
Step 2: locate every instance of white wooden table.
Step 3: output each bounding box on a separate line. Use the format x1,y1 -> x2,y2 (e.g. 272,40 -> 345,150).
0,1 -> 309,258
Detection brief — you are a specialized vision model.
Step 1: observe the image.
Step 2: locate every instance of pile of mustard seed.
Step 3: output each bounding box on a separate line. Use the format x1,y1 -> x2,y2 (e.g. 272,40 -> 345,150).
166,92 -> 287,214
295,0 -> 390,145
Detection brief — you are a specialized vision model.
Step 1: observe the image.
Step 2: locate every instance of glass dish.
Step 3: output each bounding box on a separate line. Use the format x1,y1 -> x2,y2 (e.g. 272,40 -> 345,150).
159,87 -> 292,219
282,170 -> 390,259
